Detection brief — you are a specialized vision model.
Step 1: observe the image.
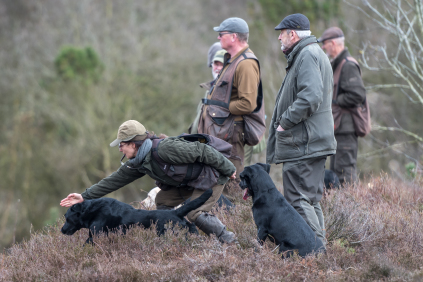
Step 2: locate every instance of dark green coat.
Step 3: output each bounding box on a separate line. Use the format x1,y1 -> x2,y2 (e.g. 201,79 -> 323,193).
332,49 -> 366,134
266,36 -> 336,164
81,137 -> 236,200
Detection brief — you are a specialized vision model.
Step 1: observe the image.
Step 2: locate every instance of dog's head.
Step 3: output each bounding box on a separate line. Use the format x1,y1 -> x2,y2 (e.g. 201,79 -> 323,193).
61,202 -> 89,235
240,163 -> 271,200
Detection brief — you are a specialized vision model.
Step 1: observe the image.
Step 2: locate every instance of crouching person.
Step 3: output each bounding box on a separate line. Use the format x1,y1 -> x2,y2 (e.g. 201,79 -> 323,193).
60,120 -> 238,244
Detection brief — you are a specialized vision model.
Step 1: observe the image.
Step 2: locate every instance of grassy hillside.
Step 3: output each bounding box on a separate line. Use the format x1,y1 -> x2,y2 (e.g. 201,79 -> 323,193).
1,175 -> 423,281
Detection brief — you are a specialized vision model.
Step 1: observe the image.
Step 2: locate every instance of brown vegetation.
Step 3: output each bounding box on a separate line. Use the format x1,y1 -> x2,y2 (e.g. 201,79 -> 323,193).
1,175 -> 422,281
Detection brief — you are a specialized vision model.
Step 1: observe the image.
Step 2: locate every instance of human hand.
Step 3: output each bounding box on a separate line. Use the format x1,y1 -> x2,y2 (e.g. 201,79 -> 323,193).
276,125 -> 284,132
60,193 -> 84,207
230,171 -> 237,179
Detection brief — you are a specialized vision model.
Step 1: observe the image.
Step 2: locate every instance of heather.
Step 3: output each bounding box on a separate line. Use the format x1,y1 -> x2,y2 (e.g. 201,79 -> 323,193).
2,175 -> 423,281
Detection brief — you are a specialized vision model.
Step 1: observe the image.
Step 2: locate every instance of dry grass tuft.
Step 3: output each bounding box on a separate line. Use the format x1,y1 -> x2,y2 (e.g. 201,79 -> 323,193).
1,175 -> 423,281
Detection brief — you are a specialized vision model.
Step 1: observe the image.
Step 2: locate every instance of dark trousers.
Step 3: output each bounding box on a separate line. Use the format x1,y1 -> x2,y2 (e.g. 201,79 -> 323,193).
330,133 -> 358,185
222,121 -> 245,201
282,156 -> 327,244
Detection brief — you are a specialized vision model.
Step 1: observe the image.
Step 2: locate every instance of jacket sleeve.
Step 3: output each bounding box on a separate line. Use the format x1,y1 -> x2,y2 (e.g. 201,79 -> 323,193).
336,62 -> 366,108
229,59 -> 260,115
280,51 -> 323,130
157,138 -> 236,177
80,164 -> 145,200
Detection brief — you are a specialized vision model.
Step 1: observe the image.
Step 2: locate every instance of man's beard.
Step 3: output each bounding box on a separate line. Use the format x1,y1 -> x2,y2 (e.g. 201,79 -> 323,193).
212,69 -> 219,79
280,40 -> 291,52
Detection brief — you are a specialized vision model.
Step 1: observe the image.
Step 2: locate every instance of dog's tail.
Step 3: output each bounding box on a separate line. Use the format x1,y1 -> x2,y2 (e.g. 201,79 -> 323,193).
175,189 -> 213,218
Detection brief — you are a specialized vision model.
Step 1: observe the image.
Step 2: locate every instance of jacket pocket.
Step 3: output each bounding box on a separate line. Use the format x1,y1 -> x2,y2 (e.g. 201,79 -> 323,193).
188,166 -> 219,190
275,129 -> 303,160
206,105 -> 235,142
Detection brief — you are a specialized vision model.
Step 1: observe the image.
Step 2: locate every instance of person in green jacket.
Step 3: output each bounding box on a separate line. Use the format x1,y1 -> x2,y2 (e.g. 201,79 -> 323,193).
60,120 -> 238,244
267,14 -> 336,247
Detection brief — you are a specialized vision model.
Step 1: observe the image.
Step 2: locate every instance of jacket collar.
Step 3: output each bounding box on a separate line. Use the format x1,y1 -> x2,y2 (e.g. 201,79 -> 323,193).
223,45 -> 250,69
331,48 -> 350,71
285,36 -> 317,69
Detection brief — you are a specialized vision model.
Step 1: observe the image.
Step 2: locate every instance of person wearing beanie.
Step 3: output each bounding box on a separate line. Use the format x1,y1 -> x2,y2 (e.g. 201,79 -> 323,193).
319,27 -> 367,185
267,13 -> 336,248
60,120 -> 239,244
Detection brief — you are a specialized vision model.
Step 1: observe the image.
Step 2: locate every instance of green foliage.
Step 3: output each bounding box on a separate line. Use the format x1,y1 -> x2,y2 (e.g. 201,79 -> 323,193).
405,162 -> 416,179
258,0 -> 341,26
54,46 -> 104,83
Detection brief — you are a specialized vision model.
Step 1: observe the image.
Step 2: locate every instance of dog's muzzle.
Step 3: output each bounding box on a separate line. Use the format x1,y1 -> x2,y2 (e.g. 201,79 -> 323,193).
239,179 -> 251,200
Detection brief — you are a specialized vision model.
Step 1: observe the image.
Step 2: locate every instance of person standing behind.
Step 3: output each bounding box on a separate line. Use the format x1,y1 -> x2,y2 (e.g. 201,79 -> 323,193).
266,14 -> 336,246
189,47 -> 226,134
198,17 -> 265,200
319,27 -> 367,185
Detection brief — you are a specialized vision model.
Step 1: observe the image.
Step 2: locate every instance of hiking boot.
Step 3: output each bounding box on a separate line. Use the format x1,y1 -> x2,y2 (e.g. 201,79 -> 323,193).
194,213 -> 238,244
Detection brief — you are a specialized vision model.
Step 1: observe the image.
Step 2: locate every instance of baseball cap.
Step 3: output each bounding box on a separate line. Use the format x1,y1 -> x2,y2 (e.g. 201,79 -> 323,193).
318,27 -> 344,43
275,13 -> 310,30
110,120 -> 148,147
212,49 -> 227,64
213,17 -> 249,33
207,42 -> 222,68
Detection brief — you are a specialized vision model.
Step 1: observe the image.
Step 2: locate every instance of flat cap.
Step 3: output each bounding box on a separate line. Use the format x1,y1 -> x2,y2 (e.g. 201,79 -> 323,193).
318,27 -> 344,43
275,13 -> 310,30
214,17 -> 249,33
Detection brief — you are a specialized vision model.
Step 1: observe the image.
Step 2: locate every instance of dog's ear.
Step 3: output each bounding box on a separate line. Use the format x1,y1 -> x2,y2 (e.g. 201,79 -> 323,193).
70,203 -> 82,213
70,201 -> 90,218
257,163 -> 271,174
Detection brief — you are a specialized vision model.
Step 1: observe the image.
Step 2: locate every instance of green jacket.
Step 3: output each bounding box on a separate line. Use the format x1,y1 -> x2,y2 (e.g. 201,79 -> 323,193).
266,36 -> 336,164
81,137 -> 236,200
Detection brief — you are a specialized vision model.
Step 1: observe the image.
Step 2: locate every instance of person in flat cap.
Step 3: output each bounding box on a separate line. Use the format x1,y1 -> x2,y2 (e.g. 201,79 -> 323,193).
197,17 -> 266,201
319,27 -> 367,185
60,120 -> 239,244
266,13 -> 336,248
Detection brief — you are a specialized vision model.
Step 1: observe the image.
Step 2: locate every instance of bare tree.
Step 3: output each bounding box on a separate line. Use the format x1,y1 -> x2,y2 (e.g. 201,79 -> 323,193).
346,0 -> 423,177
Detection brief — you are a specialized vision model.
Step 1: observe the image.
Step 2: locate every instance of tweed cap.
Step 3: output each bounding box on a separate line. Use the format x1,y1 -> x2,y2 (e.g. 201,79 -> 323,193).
275,13 -> 310,30
318,27 -> 344,43
213,17 -> 249,33
110,120 -> 148,147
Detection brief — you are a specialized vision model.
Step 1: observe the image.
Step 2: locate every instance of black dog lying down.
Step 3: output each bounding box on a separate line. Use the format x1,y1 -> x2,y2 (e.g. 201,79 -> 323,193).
240,163 -> 324,258
61,189 -> 213,244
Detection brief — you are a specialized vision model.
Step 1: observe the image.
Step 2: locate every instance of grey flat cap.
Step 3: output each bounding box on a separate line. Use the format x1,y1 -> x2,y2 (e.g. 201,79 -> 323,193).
275,13 -> 310,31
214,17 -> 249,33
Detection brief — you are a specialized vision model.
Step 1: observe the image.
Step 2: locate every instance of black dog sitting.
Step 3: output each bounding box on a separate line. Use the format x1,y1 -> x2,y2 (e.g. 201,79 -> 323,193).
324,169 -> 340,189
61,189 -> 213,244
240,163 -> 324,258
